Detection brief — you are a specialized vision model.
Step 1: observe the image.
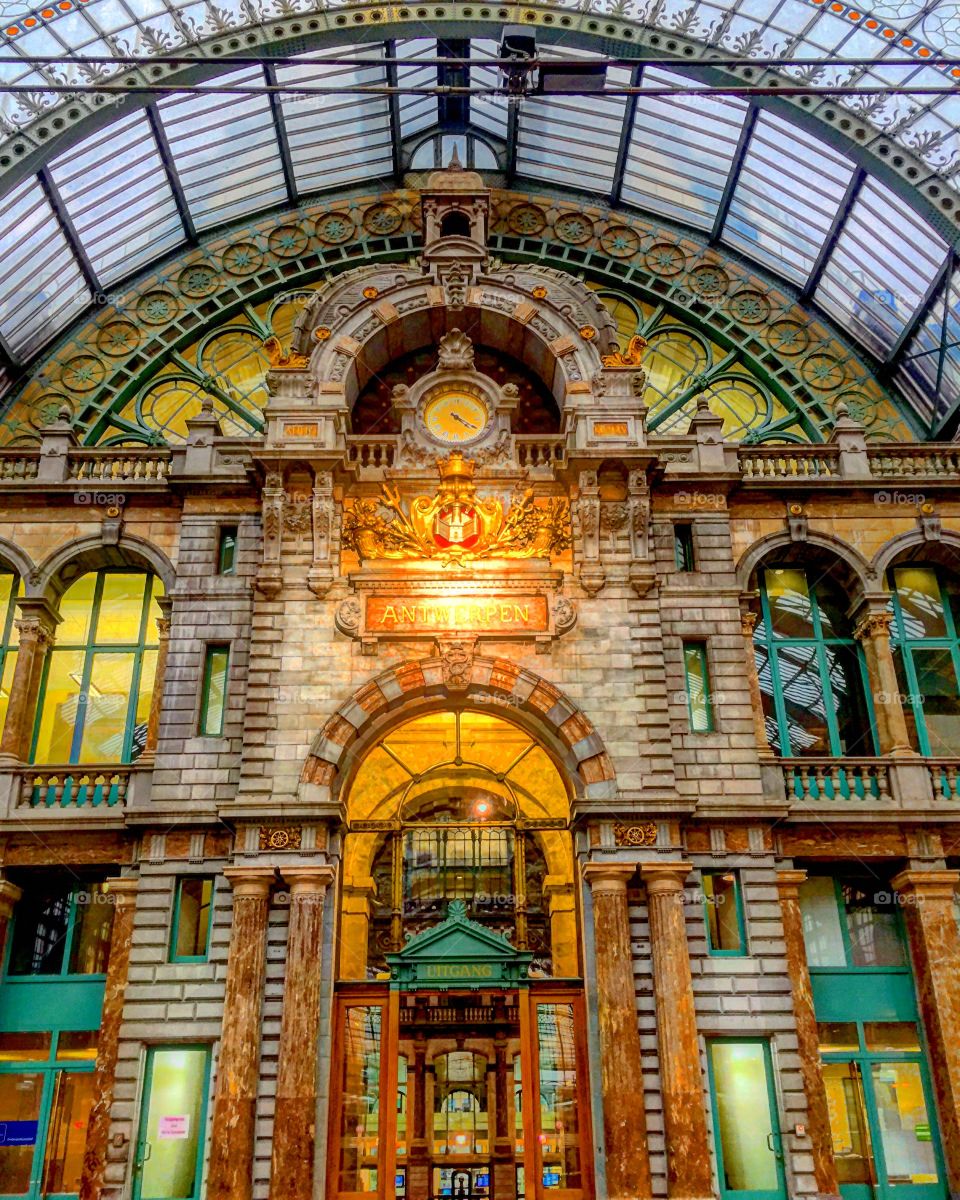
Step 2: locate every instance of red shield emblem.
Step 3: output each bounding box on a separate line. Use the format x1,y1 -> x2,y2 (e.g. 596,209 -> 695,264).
434,502 -> 480,549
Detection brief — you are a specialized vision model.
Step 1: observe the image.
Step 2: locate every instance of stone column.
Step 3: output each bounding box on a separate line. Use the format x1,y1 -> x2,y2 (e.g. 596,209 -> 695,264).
776,870 -> 839,1199
853,611 -> 914,756
0,878 -> 21,976
891,868 -> 960,1192
739,605 -> 774,756
582,863 -> 652,1200
0,599 -> 58,764
141,596 -> 172,762
80,878 -> 138,1200
207,867 -> 275,1200
269,866 -> 334,1200
641,863 -> 713,1200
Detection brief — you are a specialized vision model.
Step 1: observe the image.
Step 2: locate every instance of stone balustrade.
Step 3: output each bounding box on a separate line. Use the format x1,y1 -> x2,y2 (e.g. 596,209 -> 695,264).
783,757 -> 892,803
18,766 -> 132,809
738,445 -> 841,479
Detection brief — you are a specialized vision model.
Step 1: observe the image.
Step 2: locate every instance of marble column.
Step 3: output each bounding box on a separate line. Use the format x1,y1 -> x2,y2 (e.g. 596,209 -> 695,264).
853,611 -> 914,755
80,878 -> 138,1200
641,863 -> 713,1200
739,605 -> 774,756
269,866 -> 334,1200
0,599 -> 57,764
207,867 -> 275,1200
0,878 -> 21,979
582,863 -> 652,1200
776,870 -> 839,1199
140,596 -> 172,762
891,868 -> 960,1192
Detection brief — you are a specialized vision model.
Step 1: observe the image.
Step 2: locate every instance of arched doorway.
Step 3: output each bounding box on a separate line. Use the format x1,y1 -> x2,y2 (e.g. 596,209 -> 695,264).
327,710 -> 592,1200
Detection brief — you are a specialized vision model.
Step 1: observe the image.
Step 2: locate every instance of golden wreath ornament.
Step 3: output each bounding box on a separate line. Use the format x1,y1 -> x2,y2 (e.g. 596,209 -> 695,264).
341,453 -> 572,566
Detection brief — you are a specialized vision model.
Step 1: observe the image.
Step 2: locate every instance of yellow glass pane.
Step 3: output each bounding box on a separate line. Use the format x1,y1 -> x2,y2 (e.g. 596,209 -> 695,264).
148,577 -> 165,641
0,648 -> 18,736
78,653 -> 135,763
0,573 -> 13,630
58,574 -> 97,645
139,1048 -> 208,1200
33,650 -> 85,763
200,331 -> 270,406
135,648 -> 158,734
644,328 -> 709,401
95,574 -> 146,644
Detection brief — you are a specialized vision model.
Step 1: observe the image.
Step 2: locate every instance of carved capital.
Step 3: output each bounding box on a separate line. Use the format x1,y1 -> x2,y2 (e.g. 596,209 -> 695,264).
853,610 -> 894,642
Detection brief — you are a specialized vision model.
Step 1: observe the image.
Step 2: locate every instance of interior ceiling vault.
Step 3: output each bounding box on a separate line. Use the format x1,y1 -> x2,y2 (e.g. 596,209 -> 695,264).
4,2 -> 960,438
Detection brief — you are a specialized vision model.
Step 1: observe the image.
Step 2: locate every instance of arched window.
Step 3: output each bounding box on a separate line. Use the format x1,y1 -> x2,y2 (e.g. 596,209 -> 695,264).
433,1052 -> 488,1155
0,568 -> 22,735
31,570 -> 164,765
754,566 -> 875,756
888,565 -> 960,755
440,211 -> 472,238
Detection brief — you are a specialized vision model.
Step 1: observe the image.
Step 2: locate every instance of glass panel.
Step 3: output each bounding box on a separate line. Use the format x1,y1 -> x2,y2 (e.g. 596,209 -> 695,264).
57,574 -> 97,645
95,573 -> 147,644
0,647 -> 19,737
799,877 -> 846,968
7,888 -> 71,975
200,646 -> 229,737
57,1030 -> 99,1061
703,873 -> 743,953
821,1060 -> 874,1185
138,1047 -> 208,1200
912,647 -> 960,755
764,568 -> 815,639
674,525 -> 695,572
0,1031 -> 51,1062
0,1071 -> 43,1193
773,643 -> 830,756
68,883 -> 114,974
337,1006 -> 381,1193
843,884 -> 907,968
217,527 -> 238,575
42,1070 -> 96,1194
818,1023 -> 859,1054
709,1042 -> 779,1191
684,643 -> 713,733
78,652 -> 135,762
825,643 -> 874,756
173,878 -> 213,960
132,648 -> 158,761
870,1062 -> 939,1185
33,649 -> 86,763
894,568 -> 947,639
536,1003 -> 582,1191
864,1023 -> 922,1053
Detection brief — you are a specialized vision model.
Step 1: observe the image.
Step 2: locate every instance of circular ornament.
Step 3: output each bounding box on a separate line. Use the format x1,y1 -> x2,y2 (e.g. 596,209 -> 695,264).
688,264 -> 730,299
177,264 -> 218,298
531,285 -> 548,299
728,289 -> 771,325
766,320 -> 810,357
137,290 -> 179,325
835,392 -> 874,424
644,242 -> 687,277
362,203 -> 403,235
60,355 -> 105,393
221,242 -> 263,276
802,353 -> 847,391
268,224 -> 309,258
267,829 -> 291,850
96,320 -> 140,357
314,326 -> 332,341
30,394 -> 72,428
433,501 -> 481,551
554,212 -> 594,244
508,203 -> 547,236
600,225 -> 641,258
362,286 -> 379,299
315,212 -> 355,244
579,325 -> 597,340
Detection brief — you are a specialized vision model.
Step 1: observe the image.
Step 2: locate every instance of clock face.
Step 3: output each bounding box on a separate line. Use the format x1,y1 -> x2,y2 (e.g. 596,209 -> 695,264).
422,393 -> 489,445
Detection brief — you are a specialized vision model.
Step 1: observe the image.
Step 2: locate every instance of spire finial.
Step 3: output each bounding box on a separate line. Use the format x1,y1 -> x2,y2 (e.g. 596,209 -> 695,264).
448,143 -> 463,170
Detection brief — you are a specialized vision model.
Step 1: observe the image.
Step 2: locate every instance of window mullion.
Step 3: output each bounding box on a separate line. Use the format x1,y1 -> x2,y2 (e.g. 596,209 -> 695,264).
817,638 -> 844,756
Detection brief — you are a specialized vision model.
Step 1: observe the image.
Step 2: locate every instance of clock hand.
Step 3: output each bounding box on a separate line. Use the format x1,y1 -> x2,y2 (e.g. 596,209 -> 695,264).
451,411 -> 479,429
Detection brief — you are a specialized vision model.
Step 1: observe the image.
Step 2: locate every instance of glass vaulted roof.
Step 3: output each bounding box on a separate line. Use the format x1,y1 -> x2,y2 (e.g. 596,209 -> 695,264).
4,9 -> 960,437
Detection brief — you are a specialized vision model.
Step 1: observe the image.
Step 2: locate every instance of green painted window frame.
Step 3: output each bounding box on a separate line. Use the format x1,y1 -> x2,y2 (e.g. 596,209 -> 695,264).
2,883 -> 111,982
169,877 -> 215,964
198,644 -> 230,738
217,526 -> 238,576
29,568 -> 161,766
674,523 -> 695,572
132,1043 -> 212,1200
755,566 -> 877,758
811,877 -> 910,973
701,870 -> 748,957
888,564 -> 960,757
683,641 -> 714,733
705,1036 -> 787,1200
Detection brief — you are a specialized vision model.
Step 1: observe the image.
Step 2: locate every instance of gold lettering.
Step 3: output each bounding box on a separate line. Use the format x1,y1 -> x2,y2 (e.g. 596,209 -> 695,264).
380,605 -> 398,626
515,605 -> 529,622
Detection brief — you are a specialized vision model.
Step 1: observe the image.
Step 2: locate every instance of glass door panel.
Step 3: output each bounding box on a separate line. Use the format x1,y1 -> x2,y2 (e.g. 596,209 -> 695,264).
707,1040 -> 786,1200
0,1072 -> 43,1196
532,998 -> 589,1198
822,1061 -> 876,1188
41,1070 -> 95,1195
335,1004 -> 384,1196
869,1062 -> 939,1186
133,1046 -> 210,1200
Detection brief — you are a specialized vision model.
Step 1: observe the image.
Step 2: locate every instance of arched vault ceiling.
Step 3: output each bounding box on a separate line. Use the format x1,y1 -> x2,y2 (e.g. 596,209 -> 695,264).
4,6 -> 960,434
1,185 -> 914,447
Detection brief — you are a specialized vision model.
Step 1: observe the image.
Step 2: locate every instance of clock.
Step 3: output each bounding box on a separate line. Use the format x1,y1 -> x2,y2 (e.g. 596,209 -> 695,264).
422,392 -> 490,445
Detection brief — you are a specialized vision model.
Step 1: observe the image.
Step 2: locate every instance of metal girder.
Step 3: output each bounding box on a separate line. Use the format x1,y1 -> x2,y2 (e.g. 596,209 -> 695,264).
610,64 -> 642,208
145,101 -> 198,245
505,96 -> 519,182
883,252 -> 951,367
37,166 -> 101,298
264,62 -> 298,208
800,167 -> 866,303
710,104 -> 759,245
385,38 -> 404,180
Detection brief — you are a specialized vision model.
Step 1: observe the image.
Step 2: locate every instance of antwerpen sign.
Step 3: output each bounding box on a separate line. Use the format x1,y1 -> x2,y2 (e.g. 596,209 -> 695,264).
367,594 -> 549,635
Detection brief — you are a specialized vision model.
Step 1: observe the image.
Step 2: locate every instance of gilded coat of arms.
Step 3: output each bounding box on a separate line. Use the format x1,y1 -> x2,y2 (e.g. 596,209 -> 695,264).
341,453 -> 571,565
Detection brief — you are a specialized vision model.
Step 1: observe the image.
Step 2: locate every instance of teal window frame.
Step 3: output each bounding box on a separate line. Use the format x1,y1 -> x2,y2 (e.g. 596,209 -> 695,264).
819,1020 -> 946,1200
888,564 -> 960,756
217,526 -> 238,576
0,568 -> 21,705
198,643 -> 230,738
754,566 -> 877,758
674,523 -> 695,572
701,870 -> 748,956
2,884 -> 110,983
0,1030 -> 98,1200
683,641 -> 714,733
169,877 -> 215,964
29,568 -> 161,766
132,1044 -> 212,1200
705,1036 -> 787,1200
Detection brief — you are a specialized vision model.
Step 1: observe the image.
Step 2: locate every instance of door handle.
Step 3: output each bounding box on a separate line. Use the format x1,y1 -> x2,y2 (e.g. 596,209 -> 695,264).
135,1142 -> 152,1171
766,1131 -> 784,1161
